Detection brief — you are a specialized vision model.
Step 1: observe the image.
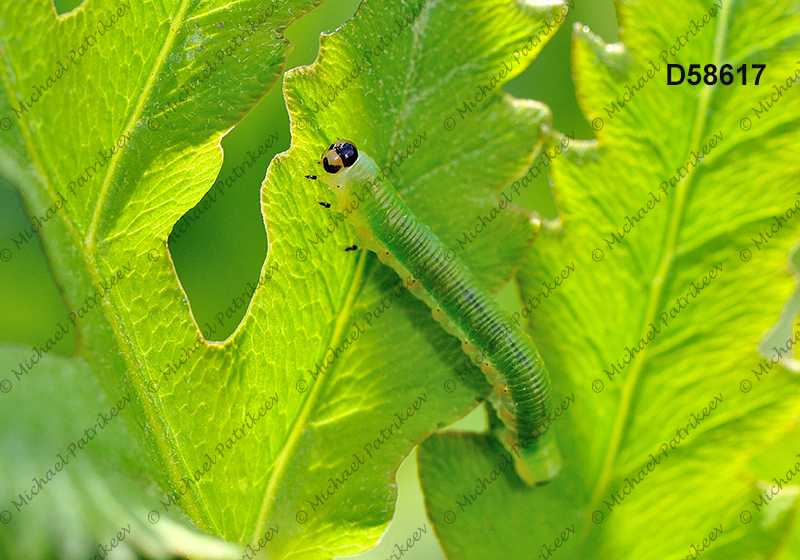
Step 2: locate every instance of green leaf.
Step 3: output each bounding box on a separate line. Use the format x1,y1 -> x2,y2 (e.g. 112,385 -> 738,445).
0,343 -> 239,560
418,1 -> 800,558
0,0 -> 564,557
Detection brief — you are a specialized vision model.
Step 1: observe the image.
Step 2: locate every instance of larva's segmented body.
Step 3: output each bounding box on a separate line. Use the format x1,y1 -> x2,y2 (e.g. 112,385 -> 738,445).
316,140 -> 561,485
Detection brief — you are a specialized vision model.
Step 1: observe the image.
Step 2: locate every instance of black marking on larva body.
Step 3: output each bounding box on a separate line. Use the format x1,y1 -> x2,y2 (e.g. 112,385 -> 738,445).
318,201 -> 331,208
315,141 -> 561,484
344,245 -> 359,252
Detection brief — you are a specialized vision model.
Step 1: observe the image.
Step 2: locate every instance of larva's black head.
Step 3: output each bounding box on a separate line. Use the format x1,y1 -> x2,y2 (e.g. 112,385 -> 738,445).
321,140 -> 358,174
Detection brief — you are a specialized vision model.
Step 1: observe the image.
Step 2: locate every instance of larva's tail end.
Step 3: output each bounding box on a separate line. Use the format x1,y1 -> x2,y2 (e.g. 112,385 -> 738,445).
495,425 -> 563,486
513,440 -> 563,486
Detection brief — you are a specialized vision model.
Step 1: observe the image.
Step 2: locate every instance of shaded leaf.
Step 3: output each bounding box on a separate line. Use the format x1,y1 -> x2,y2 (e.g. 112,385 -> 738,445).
0,344 -> 238,560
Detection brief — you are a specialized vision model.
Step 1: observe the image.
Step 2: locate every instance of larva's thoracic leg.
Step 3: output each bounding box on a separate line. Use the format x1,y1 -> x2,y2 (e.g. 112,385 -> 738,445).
314,140 -> 562,485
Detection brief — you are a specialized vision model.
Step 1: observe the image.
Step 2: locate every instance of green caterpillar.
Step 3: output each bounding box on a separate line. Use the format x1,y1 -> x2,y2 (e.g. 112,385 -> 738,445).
310,140 -> 561,485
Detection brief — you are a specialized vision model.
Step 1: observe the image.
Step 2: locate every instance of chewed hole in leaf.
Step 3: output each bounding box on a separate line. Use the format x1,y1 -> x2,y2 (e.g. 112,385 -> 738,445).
166,0 -> 363,343
52,0 -> 84,15
168,142 -> 271,342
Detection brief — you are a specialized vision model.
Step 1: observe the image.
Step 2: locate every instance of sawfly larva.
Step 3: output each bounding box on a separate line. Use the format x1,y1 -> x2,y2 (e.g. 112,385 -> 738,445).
309,140 -> 561,485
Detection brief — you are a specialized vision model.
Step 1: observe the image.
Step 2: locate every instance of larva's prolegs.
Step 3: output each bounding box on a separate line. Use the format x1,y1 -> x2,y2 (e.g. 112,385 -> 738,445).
316,140 -> 562,485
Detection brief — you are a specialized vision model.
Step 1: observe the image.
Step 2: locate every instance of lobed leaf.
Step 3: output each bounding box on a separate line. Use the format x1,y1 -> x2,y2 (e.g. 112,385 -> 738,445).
0,0 -> 565,557
418,0 -> 800,558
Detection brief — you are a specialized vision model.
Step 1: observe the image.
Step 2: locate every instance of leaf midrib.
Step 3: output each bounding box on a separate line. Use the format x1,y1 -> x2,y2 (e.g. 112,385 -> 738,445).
249,249 -> 370,544
85,0 -> 228,534
3,0 -> 221,533
86,0 -> 194,251
583,0 -> 732,536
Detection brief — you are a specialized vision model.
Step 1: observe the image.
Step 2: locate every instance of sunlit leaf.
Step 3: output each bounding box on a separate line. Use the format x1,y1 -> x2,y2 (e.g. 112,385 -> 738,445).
418,0 -> 800,558
0,0 -> 564,556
